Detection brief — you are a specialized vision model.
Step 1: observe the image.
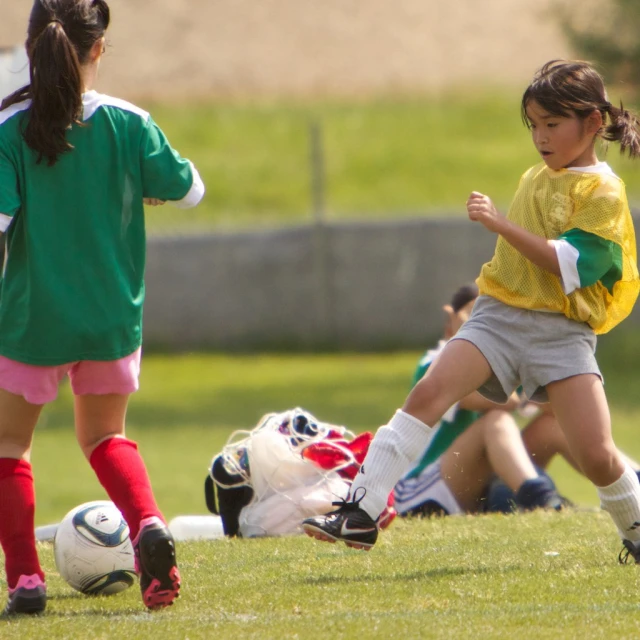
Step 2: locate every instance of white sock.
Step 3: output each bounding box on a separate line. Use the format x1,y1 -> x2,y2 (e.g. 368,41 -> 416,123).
350,409 -> 433,520
597,464 -> 640,544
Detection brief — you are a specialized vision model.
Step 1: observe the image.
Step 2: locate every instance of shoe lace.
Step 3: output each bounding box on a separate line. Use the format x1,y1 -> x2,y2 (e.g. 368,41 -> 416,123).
329,486 -> 367,513
619,540 -> 638,565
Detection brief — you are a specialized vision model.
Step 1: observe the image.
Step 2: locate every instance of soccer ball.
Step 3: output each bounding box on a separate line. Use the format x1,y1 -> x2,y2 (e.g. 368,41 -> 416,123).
53,500 -> 137,596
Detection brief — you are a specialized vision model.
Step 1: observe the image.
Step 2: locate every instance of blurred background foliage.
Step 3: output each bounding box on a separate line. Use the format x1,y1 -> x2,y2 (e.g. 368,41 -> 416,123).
556,0 -> 640,89
145,90 -> 640,234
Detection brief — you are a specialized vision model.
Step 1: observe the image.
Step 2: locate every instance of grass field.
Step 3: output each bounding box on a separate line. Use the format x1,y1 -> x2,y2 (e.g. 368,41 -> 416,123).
3,342 -> 640,638
4,512 -> 640,639
142,92 -> 640,232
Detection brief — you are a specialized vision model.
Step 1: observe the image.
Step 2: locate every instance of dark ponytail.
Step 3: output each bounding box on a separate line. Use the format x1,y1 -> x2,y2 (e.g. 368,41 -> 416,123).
26,21 -> 83,166
0,0 -> 110,166
603,102 -> 640,159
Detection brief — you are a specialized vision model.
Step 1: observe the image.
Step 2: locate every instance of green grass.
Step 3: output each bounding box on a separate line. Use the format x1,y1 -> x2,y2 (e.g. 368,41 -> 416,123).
142,92 -> 640,232
4,343 -> 640,637
4,512 -> 640,639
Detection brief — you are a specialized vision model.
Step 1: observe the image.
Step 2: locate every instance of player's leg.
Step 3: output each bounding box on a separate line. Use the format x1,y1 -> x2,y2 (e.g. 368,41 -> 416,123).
359,338 -> 494,514
438,411 -> 501,512
71,353 -> 180,609
547,374 -> 640,562
303,339 -> 493,549
403,340 -> 493,427
0,357 -> 55,615
521,406 -> 580,472
394,411 -> 533,515
74,392 -> 166,541
0,389 -> 42,460
481,411 -> 539,493
71,350 -> 161,541
443,410 -> 560,512
480,410 -> 562,511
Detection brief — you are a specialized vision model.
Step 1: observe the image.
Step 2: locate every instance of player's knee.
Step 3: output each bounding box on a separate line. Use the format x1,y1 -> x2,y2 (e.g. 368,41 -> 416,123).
406,375 -> 449,415
78,432 -> 124,460
484,410 -> 517,436
578,445 -> 619,484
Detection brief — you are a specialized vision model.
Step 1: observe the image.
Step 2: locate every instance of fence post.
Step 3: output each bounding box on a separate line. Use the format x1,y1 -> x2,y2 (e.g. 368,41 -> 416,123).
309,119 -> 333,344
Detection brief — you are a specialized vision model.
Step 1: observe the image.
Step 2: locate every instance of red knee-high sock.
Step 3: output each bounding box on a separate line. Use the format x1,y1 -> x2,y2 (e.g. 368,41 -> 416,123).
0,459 -> 45,589
89,437 -> 164,541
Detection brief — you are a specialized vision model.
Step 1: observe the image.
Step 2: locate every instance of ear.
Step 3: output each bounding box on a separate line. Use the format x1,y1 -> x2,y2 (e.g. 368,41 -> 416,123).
89,37 -> 105,62
586,109 -> 603,136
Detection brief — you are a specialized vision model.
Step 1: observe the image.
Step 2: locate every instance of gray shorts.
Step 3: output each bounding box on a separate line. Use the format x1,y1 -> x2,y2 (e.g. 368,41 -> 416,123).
450,295 -> 601,403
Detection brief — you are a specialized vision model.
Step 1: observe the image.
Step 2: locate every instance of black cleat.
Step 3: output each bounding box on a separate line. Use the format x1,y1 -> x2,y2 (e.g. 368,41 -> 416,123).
3,574 -> 46,616
302,490 -> 378,550
133,518 -> 181,610
619,539 -> 640,565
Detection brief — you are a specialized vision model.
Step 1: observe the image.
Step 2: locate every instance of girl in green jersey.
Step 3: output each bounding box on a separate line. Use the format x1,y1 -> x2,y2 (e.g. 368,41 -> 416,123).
0,0 -> 204,614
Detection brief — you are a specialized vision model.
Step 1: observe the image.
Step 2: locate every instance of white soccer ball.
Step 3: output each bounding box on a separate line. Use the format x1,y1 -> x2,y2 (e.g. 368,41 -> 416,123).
53,500 -> 137,596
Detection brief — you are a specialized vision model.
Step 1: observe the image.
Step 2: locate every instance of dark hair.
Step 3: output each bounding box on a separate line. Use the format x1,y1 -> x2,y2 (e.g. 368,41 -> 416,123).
521,59 -> 640,158
0,0 -> 110,166
449,283 -> 478,313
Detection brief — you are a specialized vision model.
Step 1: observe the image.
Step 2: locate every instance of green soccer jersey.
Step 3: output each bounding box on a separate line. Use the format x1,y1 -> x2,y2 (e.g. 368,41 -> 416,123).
0,91 -> 204,365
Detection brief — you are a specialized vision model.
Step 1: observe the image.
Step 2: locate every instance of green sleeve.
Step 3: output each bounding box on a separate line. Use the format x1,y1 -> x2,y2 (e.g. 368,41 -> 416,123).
140,117 -> 194,201
558,228 -> 622,293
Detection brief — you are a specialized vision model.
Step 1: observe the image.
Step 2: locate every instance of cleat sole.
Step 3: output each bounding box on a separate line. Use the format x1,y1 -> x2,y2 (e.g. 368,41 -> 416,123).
302,524 -> 374,550
143,563 -> 181,610
137,526 -> 181,611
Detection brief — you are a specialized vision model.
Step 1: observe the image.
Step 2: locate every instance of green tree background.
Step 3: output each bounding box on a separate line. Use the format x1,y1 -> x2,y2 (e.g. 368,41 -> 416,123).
557,0 -> 640,89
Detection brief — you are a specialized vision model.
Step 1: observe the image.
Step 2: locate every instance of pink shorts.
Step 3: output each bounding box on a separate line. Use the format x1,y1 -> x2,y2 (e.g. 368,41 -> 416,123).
0,349 -> 142,405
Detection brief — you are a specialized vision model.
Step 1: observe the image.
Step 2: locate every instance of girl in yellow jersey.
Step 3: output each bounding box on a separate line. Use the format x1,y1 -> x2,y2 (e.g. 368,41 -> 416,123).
302,60 -> 640,563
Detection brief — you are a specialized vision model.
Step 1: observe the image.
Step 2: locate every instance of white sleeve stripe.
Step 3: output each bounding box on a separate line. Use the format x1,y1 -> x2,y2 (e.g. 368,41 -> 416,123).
173,162 -> 205,209
552,239 -> 580,295
0,100 -> 31,126
0,213 -> 12,232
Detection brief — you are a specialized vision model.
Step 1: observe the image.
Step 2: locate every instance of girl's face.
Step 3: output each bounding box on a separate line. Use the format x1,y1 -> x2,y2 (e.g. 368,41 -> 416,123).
525,99 -> 602,170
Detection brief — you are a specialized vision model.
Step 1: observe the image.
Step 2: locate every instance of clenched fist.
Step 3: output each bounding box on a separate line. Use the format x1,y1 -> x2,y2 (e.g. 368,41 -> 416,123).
466,191 -> 505,233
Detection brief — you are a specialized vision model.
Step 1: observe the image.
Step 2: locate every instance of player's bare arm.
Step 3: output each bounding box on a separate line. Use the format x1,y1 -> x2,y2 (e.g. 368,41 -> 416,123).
466,191 -> 561,277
